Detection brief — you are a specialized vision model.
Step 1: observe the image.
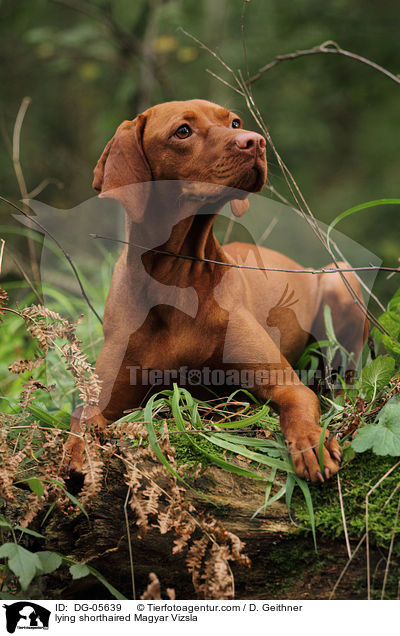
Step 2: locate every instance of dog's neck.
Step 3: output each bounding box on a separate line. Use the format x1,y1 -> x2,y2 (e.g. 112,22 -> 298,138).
126,192 -> 229,285
157,212 -> 222,260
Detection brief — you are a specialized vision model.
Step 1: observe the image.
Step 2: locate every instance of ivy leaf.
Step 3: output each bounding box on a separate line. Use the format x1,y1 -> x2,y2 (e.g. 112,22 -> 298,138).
27,477 -> 44,499
352,396 -> 400,456
0,543 -> 42,590
36,551 -> 62,575
360,355 -> 395,400
69,563 -> 90,580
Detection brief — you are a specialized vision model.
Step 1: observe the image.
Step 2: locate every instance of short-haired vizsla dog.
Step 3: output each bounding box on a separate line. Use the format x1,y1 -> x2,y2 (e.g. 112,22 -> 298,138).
67,99 -> 367,482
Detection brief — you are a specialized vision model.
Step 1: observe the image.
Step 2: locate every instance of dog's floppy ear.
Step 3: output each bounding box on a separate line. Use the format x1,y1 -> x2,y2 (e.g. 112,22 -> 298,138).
230,197 -> 249,217
92,115 -> 152,222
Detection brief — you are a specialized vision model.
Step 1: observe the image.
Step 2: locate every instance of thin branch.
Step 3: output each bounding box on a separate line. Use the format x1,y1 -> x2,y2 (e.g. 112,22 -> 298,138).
12,97 -> 31,200
27,178 -> 64,200
205,69 -> 244,96
265,184 -> 386,313
12,97 -> 41,285
248,40 -> 400,86
90,233 -> 400,274
329,533 -> 366,599
0,195 -> 102,325
178,27 -> 235,75
0,238 -> 4,274
124,486 -> 136,600
4,246 -> 43,303
225,43 -> 393,338
337,473 -> 352,560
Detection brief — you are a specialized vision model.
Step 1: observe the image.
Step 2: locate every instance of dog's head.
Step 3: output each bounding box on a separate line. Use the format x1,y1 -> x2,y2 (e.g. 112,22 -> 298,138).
93,99 -> 267,220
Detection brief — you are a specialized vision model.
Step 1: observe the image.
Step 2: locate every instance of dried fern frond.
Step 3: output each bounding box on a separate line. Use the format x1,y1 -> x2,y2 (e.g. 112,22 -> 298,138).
79,438 -> 104,505
9,357 -> 46,374
0,287 -> 8,319
18,304 -> 101,407
18,378 -> 54,409
140,572 -> 161,600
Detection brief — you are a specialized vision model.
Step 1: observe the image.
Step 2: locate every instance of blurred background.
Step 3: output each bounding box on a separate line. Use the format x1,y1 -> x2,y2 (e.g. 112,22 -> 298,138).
1,0 -> 399,304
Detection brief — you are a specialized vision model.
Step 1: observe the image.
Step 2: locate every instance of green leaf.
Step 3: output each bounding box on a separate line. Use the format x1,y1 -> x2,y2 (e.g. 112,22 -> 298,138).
294,475 -> 317,552
69,563 -> 90,579
374,312 -> 400,359
15,526 -> 45,539
36,551 -> 62,574
323,305 -> 337,346
342,445 -> 356,463
144,393 -> 190,487
169,387 -> 268,481
202,432 -> 293,473
360,355 -> 395,400
27,477 -> 44,499
352,396 -> 400,456
0,543 -> 42,590
327,199 -> 400,250
0,515 -> 12,529
28,404 -> 65,428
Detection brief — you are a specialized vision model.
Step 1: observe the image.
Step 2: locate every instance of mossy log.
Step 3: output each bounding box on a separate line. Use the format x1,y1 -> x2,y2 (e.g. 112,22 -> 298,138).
5,455 -> 373,601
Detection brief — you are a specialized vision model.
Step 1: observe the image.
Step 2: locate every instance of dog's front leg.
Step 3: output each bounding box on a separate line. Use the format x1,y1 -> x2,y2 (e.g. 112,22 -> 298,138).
264,382 -> 341,482
223,312 -> 341,482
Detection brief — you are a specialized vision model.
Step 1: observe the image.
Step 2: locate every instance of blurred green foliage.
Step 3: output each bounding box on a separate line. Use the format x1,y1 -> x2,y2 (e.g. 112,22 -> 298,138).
1,0 -> 399,303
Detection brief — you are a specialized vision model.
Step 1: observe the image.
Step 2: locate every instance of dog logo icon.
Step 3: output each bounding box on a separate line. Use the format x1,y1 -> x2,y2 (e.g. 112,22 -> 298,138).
187,369 -> 202,385
3,602 -> 50,633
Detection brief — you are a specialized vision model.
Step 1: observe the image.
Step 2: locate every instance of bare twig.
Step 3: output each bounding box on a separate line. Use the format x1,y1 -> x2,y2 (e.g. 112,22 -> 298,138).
265,184 -> 386,313
124,486 -> 136,600
181,29 -> 396,341
4,246 -> 43,303
12,97 -> 41,285
179,27 -> 235,75
329,532 -> 366,599
90,233 -> 400,274
0,238 -> 4,274
337,473 -> 352,560
248,40 -> 400,87
0,195 -> 102,324
12,97 -> 31,200
27,178 -> 64,200
205,69 -> 244,96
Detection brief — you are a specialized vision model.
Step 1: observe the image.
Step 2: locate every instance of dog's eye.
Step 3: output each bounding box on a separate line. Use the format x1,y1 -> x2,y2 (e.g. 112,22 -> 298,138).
175,124 -> 192,139
232,119 -> 241,129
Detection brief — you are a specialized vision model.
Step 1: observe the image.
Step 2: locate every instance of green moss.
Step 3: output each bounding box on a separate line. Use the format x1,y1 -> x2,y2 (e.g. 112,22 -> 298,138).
292,451 -> 400,549
167,428 -> 218,467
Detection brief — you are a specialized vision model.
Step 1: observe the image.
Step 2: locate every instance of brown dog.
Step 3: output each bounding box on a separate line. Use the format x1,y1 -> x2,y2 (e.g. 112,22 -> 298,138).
68,99 -> 367,482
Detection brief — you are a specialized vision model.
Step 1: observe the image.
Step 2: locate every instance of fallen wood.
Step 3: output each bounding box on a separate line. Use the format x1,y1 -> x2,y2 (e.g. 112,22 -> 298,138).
9,455 -> 373,601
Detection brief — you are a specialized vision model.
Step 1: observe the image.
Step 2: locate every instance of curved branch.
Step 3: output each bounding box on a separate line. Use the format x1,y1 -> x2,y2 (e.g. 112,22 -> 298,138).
248,40 -> 400,86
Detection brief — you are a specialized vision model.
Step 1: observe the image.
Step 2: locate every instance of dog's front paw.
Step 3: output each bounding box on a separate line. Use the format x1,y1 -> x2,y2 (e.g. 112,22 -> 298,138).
286,423 -> 342,483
